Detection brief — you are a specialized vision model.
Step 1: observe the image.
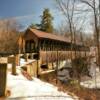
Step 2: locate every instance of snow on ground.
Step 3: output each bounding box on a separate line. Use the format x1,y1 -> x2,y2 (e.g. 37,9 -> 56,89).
20,58 -> 36,66
7,69 -> 78,100
80,56 -> 100,89
80,67 -> 100,89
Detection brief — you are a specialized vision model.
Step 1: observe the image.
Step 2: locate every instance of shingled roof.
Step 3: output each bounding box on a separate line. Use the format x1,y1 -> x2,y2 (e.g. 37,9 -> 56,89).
29,28 -> 71,43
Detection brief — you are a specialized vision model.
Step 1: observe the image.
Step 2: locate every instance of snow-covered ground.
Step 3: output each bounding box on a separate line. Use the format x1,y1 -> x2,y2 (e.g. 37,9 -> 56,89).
6,69 -> 78,100
80,67 -> 100,89
80,56 -> 100,89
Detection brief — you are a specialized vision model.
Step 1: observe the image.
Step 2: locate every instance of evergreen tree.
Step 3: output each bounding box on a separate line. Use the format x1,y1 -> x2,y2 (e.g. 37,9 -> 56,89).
29,23 -> 41,29
40,8 -> 54,33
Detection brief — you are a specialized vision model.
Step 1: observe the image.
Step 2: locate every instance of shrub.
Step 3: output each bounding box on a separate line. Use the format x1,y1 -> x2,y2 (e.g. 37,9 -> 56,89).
72,57 -> 89,79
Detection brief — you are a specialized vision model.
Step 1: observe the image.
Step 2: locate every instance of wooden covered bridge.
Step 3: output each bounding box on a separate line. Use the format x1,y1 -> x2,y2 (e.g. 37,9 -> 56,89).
18,28 -> 90,73
22,28 -> 89,60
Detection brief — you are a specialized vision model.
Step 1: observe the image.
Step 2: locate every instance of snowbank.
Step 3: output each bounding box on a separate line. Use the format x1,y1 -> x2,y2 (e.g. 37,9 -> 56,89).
7,70 -> 78,100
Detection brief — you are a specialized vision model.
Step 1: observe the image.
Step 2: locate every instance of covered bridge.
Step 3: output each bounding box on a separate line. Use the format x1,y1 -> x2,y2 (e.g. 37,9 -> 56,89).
21,28 -> 89,64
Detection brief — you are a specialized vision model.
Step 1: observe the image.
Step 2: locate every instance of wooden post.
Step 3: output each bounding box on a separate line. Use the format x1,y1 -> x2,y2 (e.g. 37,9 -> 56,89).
46,40 -> 48,67
12,56 -> 17,75
27,61 -> 37,77
56,42 -> 59,84
25,53 -> 28,62
8,56 -> 17,75
51,41 -> 54,69
0,64 -> 7,96
0,64 -> 7,97
15,54 -> 20,66
36,40 -> 40,78
36,59 -> 39,78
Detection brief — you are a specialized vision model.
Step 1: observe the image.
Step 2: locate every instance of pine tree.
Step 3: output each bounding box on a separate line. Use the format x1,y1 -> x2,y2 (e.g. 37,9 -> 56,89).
40,8 -> 54,33
29,23 -> 40,29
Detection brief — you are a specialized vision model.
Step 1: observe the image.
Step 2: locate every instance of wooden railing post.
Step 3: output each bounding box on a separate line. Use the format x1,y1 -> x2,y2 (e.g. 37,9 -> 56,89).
8,56 -> 17,75
0,58 -> 7,97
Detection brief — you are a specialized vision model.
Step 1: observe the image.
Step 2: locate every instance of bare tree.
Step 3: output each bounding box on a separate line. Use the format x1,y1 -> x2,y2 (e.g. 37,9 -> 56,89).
0,19 -> 20,54
55,0 -> 87,58
80,0 -> 100,65
0,19 -> 22,75
56,0 -> 77,60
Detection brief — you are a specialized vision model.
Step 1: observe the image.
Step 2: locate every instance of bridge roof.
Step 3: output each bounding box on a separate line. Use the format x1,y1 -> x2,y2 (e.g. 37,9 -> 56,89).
29,28 -> 71,43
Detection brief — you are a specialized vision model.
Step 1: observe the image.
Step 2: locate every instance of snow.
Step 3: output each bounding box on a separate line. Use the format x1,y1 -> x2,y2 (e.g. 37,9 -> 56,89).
88,62 -> 96,77
20,58 -> 36,66
80,67 -> 100,89
7,69 -> 78,100
58,60 -> 72,69
80,57 -> 100,89
41,69 -> 54,74
20,58 -> 25,66
57,60 -> 72,82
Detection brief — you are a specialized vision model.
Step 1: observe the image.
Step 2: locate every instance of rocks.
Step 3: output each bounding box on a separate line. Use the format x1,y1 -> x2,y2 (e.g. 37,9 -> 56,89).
89,63 -> 96,77
57,60 -> 72,83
